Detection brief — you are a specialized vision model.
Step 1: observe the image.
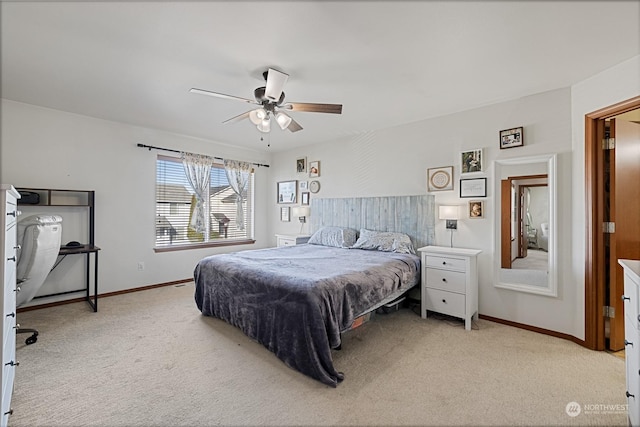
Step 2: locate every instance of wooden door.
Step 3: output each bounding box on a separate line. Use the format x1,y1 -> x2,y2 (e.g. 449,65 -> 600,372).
501,179 -> 512,268
519,186 -> 527,258
609,118 -> 640,350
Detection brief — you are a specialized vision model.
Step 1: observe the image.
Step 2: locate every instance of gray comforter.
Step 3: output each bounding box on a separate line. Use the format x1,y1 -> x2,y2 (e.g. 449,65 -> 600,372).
194,244 -> 420,387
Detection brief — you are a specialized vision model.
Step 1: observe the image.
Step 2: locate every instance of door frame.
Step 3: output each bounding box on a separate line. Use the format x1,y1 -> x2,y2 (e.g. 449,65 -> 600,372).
584,95 -> 640,350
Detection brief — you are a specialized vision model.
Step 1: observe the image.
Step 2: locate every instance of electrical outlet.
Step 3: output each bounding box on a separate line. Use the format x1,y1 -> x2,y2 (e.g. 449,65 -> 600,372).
137,262 -> 145,271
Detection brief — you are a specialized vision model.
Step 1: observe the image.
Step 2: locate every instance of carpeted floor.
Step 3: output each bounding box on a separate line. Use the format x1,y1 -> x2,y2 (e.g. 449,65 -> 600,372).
8,282 -> 628,426
512,249 -> 548,270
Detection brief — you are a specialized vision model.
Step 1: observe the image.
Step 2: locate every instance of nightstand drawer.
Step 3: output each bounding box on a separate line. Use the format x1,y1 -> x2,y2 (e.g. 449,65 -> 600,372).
425,267 -> 466,293
278,237 -> 296,247
276,234 -> 310,248
425,255 -> 465,272
425,288 -> 465,318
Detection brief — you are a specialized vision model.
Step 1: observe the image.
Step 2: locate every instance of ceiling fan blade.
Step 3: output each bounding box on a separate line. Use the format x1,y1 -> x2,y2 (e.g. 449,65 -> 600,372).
282,102 -> 342,114
190,88 -> 258,105
265,68 -> 289,102
222,110 -> 252,124
287,117 -> 303,133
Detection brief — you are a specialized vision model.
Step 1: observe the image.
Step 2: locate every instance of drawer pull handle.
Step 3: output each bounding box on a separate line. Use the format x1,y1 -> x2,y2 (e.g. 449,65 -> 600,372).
637,314 -> 640,323
14,324 -> 20,329
14,286 -> 21,293
7,211 -> 17,217
442,278 -> 447,282
7,256 -> 16,262
627,391 -> 635,399
442,299 -> 447,304
622,295 -> 631,301
442,261 -> 447,265
6,312 -> 15,318
4,360 -> 19,367
3,409 -> 12,416
625,339 -> 634,347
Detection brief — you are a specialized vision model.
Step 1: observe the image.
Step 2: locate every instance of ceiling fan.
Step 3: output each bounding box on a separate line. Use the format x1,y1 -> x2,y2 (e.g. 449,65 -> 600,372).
190,68 -> 342,133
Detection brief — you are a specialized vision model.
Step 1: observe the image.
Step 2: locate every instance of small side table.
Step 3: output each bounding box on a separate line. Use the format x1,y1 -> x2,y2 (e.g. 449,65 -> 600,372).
417,245 -> 481,330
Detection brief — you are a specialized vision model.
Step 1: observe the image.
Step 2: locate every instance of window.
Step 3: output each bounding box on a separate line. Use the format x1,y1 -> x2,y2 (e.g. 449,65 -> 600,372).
155,155 -> 254,249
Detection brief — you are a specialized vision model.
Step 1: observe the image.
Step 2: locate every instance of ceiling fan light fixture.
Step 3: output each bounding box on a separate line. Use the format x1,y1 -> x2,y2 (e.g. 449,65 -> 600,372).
257,117 -> 271,133
275,112 -> 292,130
248,109 -> 263,125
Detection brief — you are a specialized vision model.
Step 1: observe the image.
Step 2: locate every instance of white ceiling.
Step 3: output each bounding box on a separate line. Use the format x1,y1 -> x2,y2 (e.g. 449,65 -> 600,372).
2,1 -> 639,152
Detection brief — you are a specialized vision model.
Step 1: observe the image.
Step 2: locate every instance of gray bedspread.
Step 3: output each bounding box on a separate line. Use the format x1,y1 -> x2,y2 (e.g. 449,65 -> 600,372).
194,244 -> 420,387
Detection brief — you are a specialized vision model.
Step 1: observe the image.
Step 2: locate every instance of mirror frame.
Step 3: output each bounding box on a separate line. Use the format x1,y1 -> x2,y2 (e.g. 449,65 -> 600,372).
494,153 -> 557,297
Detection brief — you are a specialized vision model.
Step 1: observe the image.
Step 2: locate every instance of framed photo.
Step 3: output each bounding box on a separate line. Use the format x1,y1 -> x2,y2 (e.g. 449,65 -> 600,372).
309,161 -> 320,178
427,166 -> 454,192
460,178 -> 487,198
461,149 -> 483,174
299,181 -> 308,191
468,201 -> 484,218
301,192 -> 310,206
296,157 -> 307,173
280,207 -> 290,222
499,127 -> 524,149
277,180 -> 297,204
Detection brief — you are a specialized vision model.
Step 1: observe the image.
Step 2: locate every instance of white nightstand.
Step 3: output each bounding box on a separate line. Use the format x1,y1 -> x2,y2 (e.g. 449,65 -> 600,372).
418,245 -> 482,330
275,234 -> 310,248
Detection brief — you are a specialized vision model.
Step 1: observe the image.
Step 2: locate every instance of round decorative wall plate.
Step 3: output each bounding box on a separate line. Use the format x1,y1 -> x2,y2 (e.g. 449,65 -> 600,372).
430,171 -> 450,189
309,180 -> 321,193
428,166 -> 453,192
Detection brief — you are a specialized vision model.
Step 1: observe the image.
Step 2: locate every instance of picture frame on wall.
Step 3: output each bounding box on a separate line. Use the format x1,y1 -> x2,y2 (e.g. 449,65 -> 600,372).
460,149 -> 483,174
280,207 -> 290,222
277,180 -> 297,204
460,177 -> 487,198
301,192 -> 310,206
427,166 -> 454,192
309,161 -> 320,178
468,200 -> 484,218
299,181 -> 308,191
296,157 -> 307,173
499,127 -> 524,149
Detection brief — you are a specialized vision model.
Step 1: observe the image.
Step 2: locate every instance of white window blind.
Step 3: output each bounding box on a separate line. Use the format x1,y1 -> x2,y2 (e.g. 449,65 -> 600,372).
155,155 -> 254,248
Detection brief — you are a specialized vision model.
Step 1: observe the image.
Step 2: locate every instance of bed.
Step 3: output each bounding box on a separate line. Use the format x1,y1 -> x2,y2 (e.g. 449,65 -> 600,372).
194,195 -> 435,387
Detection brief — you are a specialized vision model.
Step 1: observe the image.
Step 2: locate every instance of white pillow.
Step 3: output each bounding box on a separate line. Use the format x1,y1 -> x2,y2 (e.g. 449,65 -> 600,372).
308,226 -> 357,248
351,229 -> 416,254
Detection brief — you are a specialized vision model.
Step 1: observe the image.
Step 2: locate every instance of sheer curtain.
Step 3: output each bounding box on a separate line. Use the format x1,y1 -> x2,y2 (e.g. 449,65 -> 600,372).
182,152 -> 213,234
223,159 -> 252,231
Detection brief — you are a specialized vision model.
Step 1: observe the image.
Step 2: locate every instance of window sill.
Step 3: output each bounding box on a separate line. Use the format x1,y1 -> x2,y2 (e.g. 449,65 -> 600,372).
154,239 -> 256,253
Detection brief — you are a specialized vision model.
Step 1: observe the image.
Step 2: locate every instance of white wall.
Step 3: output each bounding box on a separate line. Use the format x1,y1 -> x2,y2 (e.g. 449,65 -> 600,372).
271,87 -> 577,335
0,99 -> 272,304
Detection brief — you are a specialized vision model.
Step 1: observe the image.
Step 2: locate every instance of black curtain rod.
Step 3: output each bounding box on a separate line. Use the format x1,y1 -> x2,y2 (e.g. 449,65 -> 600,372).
136,143 -> 270,168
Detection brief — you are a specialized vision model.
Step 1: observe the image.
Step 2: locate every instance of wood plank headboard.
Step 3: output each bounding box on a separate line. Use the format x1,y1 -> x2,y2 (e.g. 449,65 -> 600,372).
310,195 -> 435,249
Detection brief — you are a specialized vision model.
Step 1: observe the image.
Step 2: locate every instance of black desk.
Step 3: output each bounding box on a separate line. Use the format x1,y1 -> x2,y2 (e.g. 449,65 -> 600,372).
50,244 -> 101,312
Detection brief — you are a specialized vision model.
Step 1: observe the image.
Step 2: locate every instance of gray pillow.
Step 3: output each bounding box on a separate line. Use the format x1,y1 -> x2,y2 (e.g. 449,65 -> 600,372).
351,228 -> 416,254
308,226 -> 357,248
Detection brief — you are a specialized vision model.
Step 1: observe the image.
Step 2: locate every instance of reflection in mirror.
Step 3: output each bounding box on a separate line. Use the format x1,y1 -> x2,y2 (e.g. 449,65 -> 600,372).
494,154 -> 557,297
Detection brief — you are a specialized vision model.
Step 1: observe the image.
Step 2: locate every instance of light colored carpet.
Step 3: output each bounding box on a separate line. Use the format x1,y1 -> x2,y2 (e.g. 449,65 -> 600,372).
499,268 -> 548,288
9,282 -> 627,426
512,249 -> 548,270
